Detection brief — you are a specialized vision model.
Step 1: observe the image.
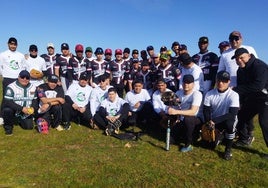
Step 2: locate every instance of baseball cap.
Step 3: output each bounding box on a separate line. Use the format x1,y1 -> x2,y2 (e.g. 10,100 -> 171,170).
152,53 -> 159,58
217,71 -> 230,81
218,41 -> 230,48
47,74 -> 59,83
75,44 -> 84,52
132,58 -> 139,64
132,49 -> 139,54
171,41 -> 180,48
179,44 -> 187,51
229,31 -> 242,39
115,49 -> 123,55
85,47 -> 93,52
231,48 -> 249,59
123,48 -> 130,54
95,47 -> 104,54
19,70 -> 30,79
183,74 -> 194,83
179,53 -> 192,65
79,72 -> 88,80
61,43 -> 69,50
29,44 -> 38,51
8,37 -> 17,45
146,45 -> 154,51
47,43 -> 54,49
160,46 -> 167,52
105,48 -> 112,55
141,61 -> 149,67
160,53 -> 169,61
199,36 -> 209,43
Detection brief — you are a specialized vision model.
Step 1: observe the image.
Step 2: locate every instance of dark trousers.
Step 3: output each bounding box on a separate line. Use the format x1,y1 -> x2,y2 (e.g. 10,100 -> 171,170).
36,105 -> 62,128
2,107 -> 33,133
62,103 -> 92,126
127,102 -> 156,126
1,78 -> 17,116
182,116 -> 202,146
94,103 -> 129,129
237,98 -> 268,147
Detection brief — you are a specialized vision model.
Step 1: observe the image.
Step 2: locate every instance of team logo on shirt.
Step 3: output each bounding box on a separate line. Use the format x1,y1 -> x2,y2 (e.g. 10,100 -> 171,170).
77,92 -> 86,102
9,60 -> 19,70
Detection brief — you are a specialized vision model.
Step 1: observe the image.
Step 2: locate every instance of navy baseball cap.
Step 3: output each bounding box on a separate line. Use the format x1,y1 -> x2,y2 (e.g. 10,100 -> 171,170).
61,43 -> 69,50
183,74 -> 194,83
19,70 -> 30,78
217,71 -> 230,81
47,74 -> 59,83
231,48 -> 249,59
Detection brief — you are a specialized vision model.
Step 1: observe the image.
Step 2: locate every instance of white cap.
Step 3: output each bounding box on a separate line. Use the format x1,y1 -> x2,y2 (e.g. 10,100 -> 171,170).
47,43 -> 54,48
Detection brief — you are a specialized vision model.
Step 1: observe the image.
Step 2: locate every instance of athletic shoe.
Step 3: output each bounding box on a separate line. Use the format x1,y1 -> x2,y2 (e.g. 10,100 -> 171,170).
105,128 -> 112,136
63,122 -> 71,130
5,131 -> 13,136
262,154 -> 268,160
234,137 -> 255,147
224,149 -> 232,160
180,145 -> 193,152
0,118 -> 4,125
55,125 -> 64,131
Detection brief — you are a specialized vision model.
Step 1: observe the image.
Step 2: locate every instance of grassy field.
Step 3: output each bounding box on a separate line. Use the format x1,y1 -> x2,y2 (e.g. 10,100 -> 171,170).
0,77 -> 267,187
0,120 -> 267,187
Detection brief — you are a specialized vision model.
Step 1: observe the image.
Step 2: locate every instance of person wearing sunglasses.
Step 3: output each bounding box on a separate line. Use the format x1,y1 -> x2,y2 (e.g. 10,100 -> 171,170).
218,31 -> 258,88
1,70 -> 37,135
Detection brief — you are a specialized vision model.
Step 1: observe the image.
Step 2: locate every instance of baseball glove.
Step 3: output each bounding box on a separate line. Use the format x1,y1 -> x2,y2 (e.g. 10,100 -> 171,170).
30,69 -> 43,79
201,123 -> 215,142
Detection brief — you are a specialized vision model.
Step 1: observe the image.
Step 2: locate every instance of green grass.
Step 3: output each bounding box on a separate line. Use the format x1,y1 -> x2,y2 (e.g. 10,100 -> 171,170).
0,122 -> 267,187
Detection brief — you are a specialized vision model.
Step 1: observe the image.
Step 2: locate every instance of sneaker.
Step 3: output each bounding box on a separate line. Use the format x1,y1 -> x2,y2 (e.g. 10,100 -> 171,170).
247,136 -> 255,145
5,131 -> 13,136
63,122 -> 71,130
224,149 -> 232,160
105,128 -> 112,136
234,137 -> 254,147
55,125 -> 64,131
262,154 -> 268,160
180,145 -> 193,152
0,118 -> 4,125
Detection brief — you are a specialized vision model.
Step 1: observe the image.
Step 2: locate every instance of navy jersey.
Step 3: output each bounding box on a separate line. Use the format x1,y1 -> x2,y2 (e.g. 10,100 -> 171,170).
54,55 -> 71,78
91,59 -> 109,84
133,70 -> 154,90
155,64 -> 181,91
107,60 -> 130,84
67,56 -> 91,81
192,51 -> 219,82
40,54 -> 59,75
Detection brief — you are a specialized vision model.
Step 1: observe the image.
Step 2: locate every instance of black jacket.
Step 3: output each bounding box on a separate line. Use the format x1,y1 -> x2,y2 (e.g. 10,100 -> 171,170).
233,55 -> 268,101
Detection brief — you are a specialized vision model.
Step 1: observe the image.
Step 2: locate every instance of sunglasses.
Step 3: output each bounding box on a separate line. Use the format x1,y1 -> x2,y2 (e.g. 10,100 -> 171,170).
229,36 -> 240,41
20,76 -> 30,80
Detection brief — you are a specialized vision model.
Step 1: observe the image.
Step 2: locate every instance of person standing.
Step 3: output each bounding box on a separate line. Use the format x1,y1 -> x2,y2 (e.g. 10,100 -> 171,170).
54,43 -> 73,93
22,44 -> 47,87
2,70 -> 37,135
231,48 -> 268,159
203,71 -> 240,160
217,31 -> 257,87
41,43 -> 59,75
192,36 -> 219,95
0,37 -> 24,124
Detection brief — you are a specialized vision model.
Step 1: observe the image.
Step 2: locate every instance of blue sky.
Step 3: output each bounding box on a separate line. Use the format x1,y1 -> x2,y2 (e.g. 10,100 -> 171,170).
1,0 -> 268,62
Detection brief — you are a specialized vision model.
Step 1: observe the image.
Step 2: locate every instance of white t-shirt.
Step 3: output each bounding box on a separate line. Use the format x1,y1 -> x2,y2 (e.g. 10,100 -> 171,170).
175,89 -> 203,117
100,96 -> 127,116
124,89 -> 151,112
179,63 -> 204,92
90,85 -> 112,115
218,45 -> 258,87
152,88 -> 171,114
204,87 -> 239,119
0,50 -> 24,78
66,82 -> 93,107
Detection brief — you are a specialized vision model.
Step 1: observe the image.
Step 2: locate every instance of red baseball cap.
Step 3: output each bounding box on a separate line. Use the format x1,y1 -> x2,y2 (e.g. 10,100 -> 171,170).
75,44 -> 84,52
105,48 -> 112,55
115,49 -> 122,55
